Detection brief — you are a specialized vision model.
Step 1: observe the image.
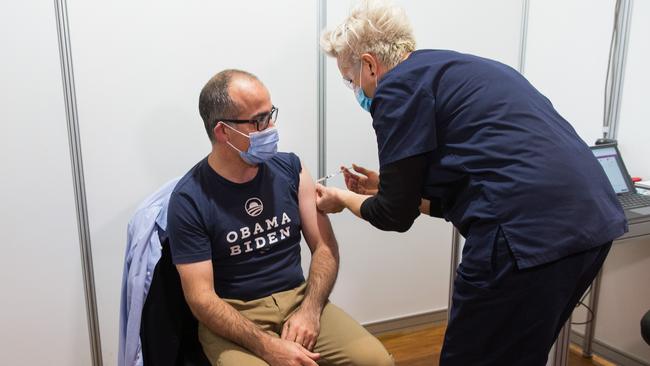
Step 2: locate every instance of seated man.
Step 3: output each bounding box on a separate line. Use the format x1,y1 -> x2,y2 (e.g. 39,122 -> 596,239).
168,69 -> 393,366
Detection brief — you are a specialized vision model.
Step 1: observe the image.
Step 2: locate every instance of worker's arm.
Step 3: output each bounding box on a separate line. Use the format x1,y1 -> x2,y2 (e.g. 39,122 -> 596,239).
316,153 -> 429,232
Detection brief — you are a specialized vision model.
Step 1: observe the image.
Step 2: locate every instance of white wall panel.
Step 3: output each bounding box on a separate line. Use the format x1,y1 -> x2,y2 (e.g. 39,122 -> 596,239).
66,1 -> 318,363
595,1 -> 650,362
0,1 -> 90,365
324,0 -> 522,324
618,1 -> 650,181
526,2 -> 650,363
525,0 -> 615,145
525,0 -> 613,341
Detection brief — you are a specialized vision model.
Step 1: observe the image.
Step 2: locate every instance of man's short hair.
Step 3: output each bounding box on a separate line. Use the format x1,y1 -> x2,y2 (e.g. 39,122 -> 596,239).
198,69 -> 259,142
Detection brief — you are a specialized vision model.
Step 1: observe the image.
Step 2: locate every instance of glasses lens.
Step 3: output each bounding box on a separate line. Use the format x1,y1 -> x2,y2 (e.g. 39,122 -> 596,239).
255,117 -> 265,131
255,107 -> 278,131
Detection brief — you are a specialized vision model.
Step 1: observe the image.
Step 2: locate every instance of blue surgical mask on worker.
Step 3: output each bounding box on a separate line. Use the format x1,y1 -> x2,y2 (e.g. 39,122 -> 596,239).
222,123 -> 279,165
355,88 -> 372,113
354,64 -> 376,113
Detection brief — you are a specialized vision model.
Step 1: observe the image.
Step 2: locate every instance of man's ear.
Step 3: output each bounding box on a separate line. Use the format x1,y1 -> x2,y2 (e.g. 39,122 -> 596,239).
213,122 -> 228,143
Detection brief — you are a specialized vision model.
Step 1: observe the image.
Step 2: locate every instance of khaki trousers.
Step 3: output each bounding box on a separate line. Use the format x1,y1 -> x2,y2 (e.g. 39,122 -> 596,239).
198,283 -> 394,366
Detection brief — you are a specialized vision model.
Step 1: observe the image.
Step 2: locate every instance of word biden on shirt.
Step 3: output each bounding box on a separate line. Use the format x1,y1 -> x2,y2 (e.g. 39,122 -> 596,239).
226,212 -> 293,256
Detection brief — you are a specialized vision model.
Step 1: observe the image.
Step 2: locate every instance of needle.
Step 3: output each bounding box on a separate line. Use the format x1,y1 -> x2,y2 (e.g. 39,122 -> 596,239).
316,167 -> 351,183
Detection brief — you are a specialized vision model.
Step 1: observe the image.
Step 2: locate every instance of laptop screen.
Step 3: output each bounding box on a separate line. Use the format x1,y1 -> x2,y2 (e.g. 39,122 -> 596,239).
591,146 -> 630,194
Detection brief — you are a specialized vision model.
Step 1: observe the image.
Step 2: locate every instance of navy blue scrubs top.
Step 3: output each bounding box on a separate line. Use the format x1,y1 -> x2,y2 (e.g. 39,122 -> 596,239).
371,49 -> 627,268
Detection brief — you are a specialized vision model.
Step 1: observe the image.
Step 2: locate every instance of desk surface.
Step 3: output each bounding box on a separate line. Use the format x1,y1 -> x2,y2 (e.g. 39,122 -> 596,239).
618,216 -> 650,241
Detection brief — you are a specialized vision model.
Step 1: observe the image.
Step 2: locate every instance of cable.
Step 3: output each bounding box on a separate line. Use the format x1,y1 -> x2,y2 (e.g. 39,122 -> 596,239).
602,0 -> 620,139
571,286 -> 595,325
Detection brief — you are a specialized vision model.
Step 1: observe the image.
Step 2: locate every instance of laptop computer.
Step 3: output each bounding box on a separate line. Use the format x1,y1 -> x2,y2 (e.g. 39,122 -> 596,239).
591,143 -> 650,220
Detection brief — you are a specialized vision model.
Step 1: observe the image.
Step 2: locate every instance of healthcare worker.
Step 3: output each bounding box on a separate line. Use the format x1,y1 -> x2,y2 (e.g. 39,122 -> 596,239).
315,1 -> 627,365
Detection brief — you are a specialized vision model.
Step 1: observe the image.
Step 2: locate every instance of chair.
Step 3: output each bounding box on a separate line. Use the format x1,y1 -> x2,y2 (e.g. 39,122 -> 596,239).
642,309 -> 650,346
139,229 -> 210,366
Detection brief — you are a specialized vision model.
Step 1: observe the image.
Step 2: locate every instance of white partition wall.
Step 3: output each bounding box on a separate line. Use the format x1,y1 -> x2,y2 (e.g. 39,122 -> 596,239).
406,0 -> 522,67
0,1 -> 91,365
523,0 -> 616,336
618,1 -> 650,181
594,1 -> 650,362
65,1 -> 318,363
324,0 -> 523,324
526,1 -> 650,363
525,0 -> 615,144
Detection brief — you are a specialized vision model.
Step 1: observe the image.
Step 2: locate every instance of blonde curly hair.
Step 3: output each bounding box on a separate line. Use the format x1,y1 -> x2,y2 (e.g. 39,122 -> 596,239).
320,0 -> 416,69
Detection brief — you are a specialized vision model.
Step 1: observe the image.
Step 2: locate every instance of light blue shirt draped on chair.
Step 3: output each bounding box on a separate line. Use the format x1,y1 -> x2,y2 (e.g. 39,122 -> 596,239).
119,177 -> 180,366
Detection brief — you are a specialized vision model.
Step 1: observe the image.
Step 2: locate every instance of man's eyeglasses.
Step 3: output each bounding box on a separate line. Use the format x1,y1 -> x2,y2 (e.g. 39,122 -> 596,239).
217,105 -> 278,131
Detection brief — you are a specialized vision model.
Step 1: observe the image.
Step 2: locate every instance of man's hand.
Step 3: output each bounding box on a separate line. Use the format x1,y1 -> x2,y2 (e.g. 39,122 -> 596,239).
315,184 -> 346,213
263,337 -> 320,366
281,308 -> 321,351
342,164 -> 379,195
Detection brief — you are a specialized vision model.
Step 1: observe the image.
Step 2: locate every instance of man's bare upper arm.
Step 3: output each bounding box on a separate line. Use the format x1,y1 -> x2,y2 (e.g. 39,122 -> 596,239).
297,162 -> 338,254
176,260 -> 215,307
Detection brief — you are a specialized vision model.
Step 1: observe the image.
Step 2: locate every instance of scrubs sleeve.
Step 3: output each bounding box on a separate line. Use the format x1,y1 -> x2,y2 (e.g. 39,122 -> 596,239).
360,153 -> 427,232
371,75 -> 438,167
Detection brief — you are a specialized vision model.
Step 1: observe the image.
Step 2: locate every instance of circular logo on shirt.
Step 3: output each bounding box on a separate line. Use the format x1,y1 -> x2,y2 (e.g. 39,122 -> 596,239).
245,198 -> 264,217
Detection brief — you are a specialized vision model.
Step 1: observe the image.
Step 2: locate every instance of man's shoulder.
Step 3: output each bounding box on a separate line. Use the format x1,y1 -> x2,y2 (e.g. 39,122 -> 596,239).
268,151 -> 302,173
263,152 -> 303,190
272,151 -> 300,164
170,158 -> 208,201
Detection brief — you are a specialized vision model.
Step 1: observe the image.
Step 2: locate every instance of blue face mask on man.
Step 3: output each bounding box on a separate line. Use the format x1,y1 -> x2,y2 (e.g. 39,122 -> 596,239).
222,123 -> 279,165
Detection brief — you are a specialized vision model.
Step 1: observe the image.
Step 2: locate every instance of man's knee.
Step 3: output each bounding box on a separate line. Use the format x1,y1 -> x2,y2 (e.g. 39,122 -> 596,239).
356,351 -> 394,366
216,350 -> 269,366
199,324 -> 270,366
345,337 -> 394,366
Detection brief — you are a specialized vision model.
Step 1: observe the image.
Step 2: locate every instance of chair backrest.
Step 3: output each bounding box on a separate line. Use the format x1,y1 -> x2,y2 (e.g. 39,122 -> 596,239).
140,229 -> 210,366
642,309 -> 650,346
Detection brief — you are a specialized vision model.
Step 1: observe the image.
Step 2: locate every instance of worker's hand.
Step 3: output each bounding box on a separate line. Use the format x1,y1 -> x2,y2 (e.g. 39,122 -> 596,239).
281,307 -> 321,351
263,337 -> 320,366
315,184 -> 346,213
342,164 -> 379,195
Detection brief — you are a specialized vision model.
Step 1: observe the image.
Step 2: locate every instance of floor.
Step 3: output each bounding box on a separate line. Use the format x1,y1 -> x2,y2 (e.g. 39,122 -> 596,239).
376,323 -> 616,366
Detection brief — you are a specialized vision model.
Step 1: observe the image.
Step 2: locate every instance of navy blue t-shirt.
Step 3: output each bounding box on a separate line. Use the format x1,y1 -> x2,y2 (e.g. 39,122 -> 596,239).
371,49 -> 627,268
167,152 -> 305,300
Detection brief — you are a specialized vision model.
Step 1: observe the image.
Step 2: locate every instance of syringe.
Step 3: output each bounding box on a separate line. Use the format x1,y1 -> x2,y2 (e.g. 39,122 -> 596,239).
316,167 -> 351,183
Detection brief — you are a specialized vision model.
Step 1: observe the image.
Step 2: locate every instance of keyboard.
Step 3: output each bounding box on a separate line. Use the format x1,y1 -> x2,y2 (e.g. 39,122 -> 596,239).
619,193 -> 650,209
